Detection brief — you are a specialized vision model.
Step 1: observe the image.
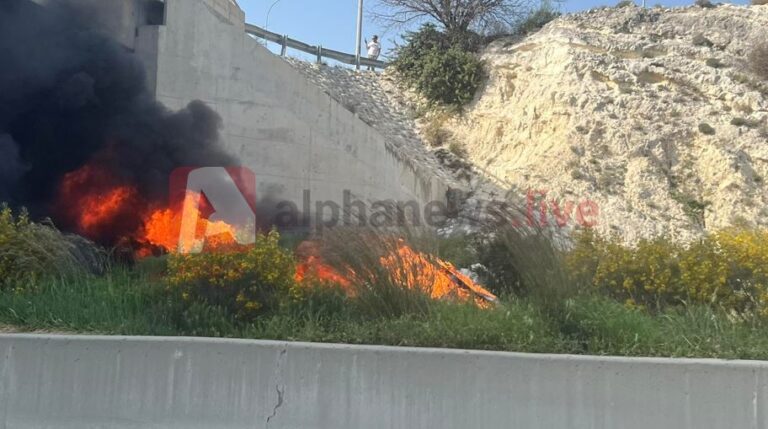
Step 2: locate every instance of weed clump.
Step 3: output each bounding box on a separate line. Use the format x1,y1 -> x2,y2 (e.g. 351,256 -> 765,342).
0,205 -> 99,289
748,42 -> 768,81
692,33 -> 713,47
422,113 -> 453,147
698,122 -> 716,135
166,230 -> 296,322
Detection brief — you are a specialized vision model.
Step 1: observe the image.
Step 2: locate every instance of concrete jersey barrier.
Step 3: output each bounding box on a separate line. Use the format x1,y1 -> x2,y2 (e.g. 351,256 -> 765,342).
1,334 -> 767,428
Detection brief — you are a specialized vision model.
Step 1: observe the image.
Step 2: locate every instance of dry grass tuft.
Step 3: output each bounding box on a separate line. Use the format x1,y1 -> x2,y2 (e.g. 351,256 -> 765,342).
0,205 -> 104,289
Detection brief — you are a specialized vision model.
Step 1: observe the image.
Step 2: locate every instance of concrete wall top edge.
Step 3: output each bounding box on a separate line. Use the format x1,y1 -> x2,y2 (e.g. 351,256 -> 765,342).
2,333 -> 765,368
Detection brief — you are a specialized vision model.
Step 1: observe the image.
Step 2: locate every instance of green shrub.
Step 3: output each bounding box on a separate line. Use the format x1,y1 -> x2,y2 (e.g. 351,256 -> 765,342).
516,7 -> 560,35
393,24 -> 458,83
698,122 -> 716,135
567,228 -> 768,314
393,24 -> 485,107
692,33 -> 713,47
417,48 -> 484,106
166,229 -> 296,322
695,0 -> 715,7
560,295 -> 768,359
705,58 -> 725,68
754,0 -> 768,5
615,0 -> 635,8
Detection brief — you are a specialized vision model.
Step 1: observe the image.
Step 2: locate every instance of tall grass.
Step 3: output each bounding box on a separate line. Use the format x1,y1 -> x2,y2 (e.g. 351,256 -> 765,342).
0,268 -> 168,334
317,226 -> 434,319
475,206 -> 577,317
0,206 -> 106,289
561,296 -> 768,359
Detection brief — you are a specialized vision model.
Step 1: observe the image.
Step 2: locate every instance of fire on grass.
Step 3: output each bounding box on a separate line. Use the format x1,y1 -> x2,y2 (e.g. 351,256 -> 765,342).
295,240 -> 497,308
53,163 -> 496,307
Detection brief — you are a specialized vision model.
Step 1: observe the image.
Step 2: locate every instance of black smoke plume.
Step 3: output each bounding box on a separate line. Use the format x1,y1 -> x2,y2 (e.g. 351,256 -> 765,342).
0,0 -> 235,244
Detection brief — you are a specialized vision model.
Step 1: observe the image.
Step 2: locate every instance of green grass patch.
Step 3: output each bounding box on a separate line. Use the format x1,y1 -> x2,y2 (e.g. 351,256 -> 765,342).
5,270 -> 768,359
5,208 -> 768,360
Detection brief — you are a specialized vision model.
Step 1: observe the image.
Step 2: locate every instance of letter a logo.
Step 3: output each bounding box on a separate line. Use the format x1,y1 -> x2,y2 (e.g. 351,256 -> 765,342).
170,167 -> 257,254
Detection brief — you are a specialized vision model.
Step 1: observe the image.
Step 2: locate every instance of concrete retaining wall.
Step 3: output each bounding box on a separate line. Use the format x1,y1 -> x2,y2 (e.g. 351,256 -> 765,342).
1,334 -> 767,429
132,0 -> 448,217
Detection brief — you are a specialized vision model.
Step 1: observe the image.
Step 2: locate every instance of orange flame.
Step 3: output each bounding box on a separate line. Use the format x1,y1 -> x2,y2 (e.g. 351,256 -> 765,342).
295,240 -> 497,308
139,192 -> 242,255
141,207 -> 183,251
56,163 -> 242,255
382,243 -> 497,307
56,164 -> 144,238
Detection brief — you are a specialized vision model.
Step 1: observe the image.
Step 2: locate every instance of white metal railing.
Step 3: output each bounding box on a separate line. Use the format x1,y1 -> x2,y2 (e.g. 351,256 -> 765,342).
245,23 -> 388,70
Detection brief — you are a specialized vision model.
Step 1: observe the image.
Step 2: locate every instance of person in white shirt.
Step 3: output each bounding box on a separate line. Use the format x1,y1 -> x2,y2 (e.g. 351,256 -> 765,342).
365,35 -> 381,71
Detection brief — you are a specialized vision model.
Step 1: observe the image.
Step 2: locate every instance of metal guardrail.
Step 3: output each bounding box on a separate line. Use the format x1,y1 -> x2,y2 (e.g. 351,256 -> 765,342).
245,23 -> 388,70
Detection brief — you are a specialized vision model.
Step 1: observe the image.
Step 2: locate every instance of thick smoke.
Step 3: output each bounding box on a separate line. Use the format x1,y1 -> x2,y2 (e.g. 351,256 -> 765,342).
0,134 -> 28,201
0,0 -> 235,243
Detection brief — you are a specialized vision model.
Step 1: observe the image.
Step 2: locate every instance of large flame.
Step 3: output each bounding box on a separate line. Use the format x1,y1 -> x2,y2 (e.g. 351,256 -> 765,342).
55,164 -> 146,241
296,240 -> 497,308
55,163 -> 242,256
139,194 -> 241,254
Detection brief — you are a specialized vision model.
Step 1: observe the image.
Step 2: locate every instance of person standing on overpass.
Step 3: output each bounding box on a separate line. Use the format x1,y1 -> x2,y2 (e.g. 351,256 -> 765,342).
365,35 -> 381,71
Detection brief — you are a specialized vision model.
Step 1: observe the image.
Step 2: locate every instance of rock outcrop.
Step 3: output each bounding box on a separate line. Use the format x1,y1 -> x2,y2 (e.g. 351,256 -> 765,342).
443,4 -> 768,242
286,4 -> 768,242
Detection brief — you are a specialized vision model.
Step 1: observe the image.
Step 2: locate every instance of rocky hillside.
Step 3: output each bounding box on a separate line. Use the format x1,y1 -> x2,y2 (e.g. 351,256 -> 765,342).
443,3 -> 768,242
286,4 -> 768,242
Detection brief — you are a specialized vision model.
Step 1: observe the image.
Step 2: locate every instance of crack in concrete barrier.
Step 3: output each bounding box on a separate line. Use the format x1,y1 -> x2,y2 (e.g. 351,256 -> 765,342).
265,348 -> 287,427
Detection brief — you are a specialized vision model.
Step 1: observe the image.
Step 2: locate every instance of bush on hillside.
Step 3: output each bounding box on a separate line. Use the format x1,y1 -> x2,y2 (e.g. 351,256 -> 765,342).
166,229 -> 296,322
393,24 -> 485,107
753,0 -> 768,5
748,42 -> 768,81
417,48 -> 484,106
516,7 -> 561,35
694,0 -> 715,7
567,229 -> 768,314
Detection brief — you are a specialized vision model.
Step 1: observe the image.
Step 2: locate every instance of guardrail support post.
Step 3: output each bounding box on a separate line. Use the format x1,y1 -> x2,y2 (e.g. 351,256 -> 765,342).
316,45 -> 323,64
281,35 -> 288,56
355,0 -> 363,70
